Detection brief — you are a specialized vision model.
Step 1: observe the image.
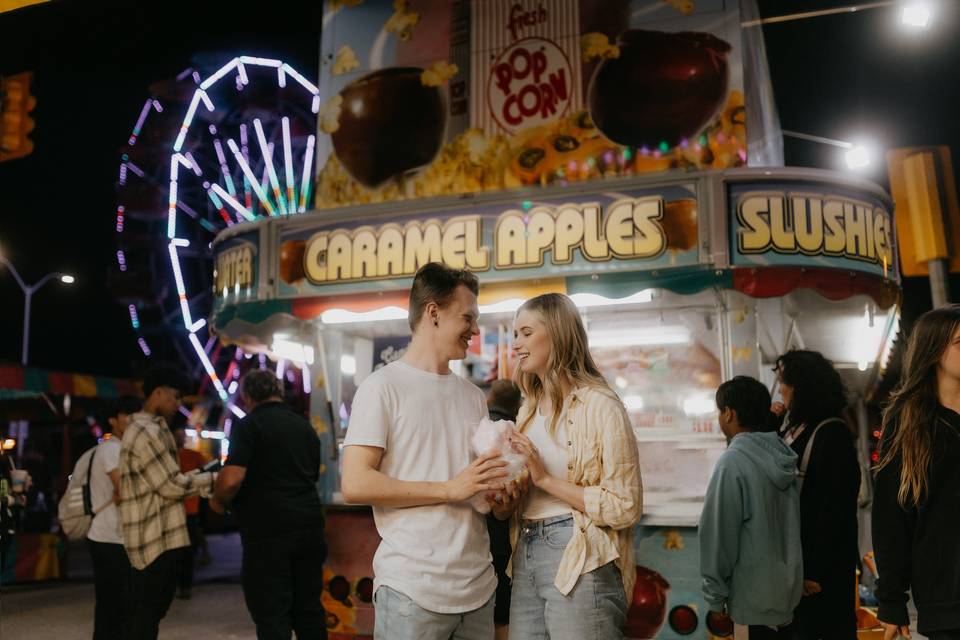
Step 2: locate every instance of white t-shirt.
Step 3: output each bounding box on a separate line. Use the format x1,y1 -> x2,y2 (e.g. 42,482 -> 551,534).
522,412 -> 572,521
87,437 -> 122,544
344,359 -> 497,613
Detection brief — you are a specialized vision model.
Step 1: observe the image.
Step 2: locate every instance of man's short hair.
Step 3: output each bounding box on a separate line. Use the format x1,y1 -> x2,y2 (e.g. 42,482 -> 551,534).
142,364 -> 192,399
488,380 -> 521,417
715,376 -> 773,432
107,395 -> 143,420
241,369 -> 283,404
408,262 -> 479,331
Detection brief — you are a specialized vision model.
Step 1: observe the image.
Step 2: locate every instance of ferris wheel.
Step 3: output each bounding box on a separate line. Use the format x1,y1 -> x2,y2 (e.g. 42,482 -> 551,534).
112,55 -> 319,417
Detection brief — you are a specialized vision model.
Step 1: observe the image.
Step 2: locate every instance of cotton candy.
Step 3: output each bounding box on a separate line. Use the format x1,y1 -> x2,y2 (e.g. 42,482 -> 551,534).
469,417 -> 527,513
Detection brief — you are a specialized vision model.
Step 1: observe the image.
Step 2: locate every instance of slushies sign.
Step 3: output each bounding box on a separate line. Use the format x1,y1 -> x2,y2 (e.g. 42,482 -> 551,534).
733,190 -> 895,275
302,197 -> 669,284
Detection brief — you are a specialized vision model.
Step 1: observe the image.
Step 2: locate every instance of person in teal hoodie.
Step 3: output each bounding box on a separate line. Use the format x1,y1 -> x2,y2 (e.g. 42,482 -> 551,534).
700,376 -> 804,638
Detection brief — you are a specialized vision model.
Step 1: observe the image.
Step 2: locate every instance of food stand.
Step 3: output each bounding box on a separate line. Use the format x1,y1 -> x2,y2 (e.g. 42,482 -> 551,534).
207,1 -> 900,636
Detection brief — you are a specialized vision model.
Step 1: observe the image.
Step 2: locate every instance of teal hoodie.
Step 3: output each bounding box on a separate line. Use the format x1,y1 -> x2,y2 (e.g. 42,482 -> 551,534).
699,431 -> 804,626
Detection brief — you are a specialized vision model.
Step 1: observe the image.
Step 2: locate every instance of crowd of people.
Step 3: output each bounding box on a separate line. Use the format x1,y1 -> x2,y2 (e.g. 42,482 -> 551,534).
52,261 -> 960,640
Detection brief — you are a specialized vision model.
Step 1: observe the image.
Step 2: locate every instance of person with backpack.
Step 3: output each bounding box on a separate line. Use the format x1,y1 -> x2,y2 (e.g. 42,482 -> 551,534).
699,376 -> 803,638
119,365 -> 217,640
773,350 -> 860,639
87,396 -> 142,640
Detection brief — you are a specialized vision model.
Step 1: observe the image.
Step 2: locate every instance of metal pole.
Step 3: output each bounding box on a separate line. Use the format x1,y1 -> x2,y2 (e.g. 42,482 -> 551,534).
21,288 -> 32,366
741,1 -> 895,27
928,258 -> 951,308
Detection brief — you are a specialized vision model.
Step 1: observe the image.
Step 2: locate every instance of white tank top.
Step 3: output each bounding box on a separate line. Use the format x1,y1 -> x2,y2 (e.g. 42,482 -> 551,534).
523,412 -> 572,521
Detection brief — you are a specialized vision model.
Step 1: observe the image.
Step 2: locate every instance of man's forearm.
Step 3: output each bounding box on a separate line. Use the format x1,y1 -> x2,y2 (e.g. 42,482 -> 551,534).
343,467 -> 451,508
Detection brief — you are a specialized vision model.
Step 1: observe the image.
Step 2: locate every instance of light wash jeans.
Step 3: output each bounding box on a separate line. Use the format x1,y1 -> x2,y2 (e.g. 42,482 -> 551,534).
373,585 -> 495,640
509,515 -> 628,640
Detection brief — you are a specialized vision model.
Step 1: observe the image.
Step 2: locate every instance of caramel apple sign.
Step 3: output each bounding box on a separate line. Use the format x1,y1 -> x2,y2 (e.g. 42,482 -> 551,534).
737,193 -> 894,266
295,197 -> 673,284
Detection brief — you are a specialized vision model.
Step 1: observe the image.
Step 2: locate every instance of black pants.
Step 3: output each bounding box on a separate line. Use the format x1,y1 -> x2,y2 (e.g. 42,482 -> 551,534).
928,632 -> 960,640
241,528 -> 328,640
178,514 -> 201,593
87,539 -> 131,640
788,574 -> 857,640
128,549 -> 180,640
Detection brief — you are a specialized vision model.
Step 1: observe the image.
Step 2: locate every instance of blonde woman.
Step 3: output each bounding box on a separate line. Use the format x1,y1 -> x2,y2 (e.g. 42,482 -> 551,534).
506,293 -> 642,640
874,305 -> 960,640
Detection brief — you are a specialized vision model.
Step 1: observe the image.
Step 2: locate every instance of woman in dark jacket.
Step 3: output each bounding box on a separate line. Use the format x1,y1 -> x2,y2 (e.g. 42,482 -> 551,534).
874,305 -> 960,639
774,350 -> 860,639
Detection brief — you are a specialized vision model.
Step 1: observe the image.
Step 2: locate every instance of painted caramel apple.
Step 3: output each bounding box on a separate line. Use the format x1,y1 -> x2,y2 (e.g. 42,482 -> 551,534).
588,30 -> 731,149
331,67 -> 446,188
624,565 -> 671,638
279,239 -> 306,284
661,199 -> 699,251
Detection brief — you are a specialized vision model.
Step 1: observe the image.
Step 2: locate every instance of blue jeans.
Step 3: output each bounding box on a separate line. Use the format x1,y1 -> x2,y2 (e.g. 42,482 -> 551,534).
374,585 -> 495,640
509,515 -> 627,640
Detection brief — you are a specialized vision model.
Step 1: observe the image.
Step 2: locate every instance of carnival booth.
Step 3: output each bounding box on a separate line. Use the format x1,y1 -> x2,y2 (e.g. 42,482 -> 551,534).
206,1 -> 900,637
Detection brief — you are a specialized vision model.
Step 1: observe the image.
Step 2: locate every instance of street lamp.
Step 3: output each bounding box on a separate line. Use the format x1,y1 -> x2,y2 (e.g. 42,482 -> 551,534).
901,2 -> 933,28
781,130 -> 877,172
0,250 -> 76,365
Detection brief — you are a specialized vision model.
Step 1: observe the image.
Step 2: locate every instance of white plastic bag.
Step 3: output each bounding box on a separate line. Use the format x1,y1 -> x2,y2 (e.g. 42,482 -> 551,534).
469,417 -> 526,513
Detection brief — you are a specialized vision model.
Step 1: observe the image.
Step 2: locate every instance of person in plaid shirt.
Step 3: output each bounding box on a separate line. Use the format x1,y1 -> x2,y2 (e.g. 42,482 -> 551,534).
119,364 -> 217,640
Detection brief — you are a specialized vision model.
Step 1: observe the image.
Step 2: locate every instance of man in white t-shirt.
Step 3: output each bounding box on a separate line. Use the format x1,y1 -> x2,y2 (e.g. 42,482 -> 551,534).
87,395 -> 141,640
342,262 -> 523,640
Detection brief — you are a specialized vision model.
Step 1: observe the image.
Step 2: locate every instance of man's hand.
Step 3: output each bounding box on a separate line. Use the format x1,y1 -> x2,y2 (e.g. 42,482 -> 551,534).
881,622 -> 911,640
487,471 -> 530,520
445,454 -> 509,502
802,579 -> 822,596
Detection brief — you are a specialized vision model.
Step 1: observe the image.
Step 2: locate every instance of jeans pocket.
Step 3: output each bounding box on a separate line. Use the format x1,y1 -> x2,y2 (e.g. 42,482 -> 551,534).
542,522 -> 574,550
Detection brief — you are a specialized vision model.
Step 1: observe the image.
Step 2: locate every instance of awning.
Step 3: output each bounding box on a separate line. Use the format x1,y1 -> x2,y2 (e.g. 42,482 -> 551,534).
0,363 -> 140,398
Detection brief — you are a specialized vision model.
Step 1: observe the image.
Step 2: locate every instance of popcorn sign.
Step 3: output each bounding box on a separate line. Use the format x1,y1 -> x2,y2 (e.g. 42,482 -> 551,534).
487,37 -> 574,133
472,0 -> 583,136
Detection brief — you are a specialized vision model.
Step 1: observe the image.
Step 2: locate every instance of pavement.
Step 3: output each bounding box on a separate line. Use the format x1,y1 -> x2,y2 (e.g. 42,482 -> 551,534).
1,532 -> 256,640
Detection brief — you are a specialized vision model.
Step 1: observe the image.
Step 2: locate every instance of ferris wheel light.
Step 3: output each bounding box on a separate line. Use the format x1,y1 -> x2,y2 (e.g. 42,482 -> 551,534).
236,61 -> 249,86
212,139 -> 238,196
210,183 -> 255,221
282,117 -> 296,212
278,66 -> 287,88
199,58 -> 239,91
281,63 -> 319,94
60,274 -> 76,284
227,138 -> 278,217
239,55 -> 282,68
299,135 -> 316,212
253,118 -> 288,215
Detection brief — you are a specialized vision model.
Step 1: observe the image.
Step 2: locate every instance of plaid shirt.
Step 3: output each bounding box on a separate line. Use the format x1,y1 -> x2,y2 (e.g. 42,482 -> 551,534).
119,412 -> 215,570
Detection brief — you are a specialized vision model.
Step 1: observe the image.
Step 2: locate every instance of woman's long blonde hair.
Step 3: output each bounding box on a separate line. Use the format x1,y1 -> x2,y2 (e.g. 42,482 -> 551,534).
879,304 -> 960,508
513,293 -> 612,435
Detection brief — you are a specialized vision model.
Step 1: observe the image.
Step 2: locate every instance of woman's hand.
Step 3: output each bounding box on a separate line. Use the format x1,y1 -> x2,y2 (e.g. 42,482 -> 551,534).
880,622 -> 911,640
509,431 -> 548,487
771,401 -> 786,417
802,579 -> 822,596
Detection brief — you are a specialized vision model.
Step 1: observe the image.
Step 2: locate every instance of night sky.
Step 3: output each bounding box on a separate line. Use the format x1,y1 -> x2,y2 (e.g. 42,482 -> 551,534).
1,0 -> 959,380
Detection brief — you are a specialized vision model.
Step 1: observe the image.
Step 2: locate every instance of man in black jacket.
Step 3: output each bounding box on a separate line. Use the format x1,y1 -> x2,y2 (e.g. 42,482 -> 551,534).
212,370 -> 327,640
